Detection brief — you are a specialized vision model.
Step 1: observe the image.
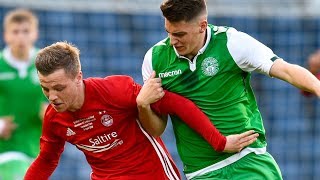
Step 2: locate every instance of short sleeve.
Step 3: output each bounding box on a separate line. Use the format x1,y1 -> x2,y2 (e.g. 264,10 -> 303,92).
226,28 -> 278,76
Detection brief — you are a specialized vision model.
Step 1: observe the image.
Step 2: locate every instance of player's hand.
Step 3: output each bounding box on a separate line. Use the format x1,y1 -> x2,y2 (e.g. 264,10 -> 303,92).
0,116 -> 17,140
223,130 -> 259,153
137,71 -> 164,107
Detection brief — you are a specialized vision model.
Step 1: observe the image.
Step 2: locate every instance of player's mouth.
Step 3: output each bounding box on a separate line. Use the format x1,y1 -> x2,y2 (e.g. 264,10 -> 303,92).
52,102 -> 63,107
175,46 -> 185,52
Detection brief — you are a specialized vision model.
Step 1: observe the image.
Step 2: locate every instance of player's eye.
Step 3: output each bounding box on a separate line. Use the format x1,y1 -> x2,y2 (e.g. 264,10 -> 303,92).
55,87 -> 65,92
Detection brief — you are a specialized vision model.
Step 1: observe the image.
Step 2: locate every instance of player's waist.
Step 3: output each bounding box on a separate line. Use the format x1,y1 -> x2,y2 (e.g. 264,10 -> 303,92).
179,137 -> 266,173
185,147 -> 267,179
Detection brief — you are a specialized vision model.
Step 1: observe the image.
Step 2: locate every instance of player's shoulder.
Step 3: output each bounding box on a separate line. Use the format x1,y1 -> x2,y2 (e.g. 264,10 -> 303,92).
213,25 -> 253,42
86,75 -> 136,92
87,75 -> 139,106
87,75 -> 133,82
93,75 -> 135,85
145,38 -> 173,62
104,75 -> 134,82
150,38 -> 171,52
153,38 -> 170,47
209,24 -> 239,38
209,24 -> 254,48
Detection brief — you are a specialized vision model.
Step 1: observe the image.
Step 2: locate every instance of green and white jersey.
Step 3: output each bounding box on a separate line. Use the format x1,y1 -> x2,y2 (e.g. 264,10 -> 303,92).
142,25 -> 278,177
0,47 -> 46,158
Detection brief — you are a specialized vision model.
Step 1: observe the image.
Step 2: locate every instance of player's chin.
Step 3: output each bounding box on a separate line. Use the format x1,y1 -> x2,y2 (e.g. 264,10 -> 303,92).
52,104 -> 66,112
176,48 -> 188,56
175,46 -> 184,52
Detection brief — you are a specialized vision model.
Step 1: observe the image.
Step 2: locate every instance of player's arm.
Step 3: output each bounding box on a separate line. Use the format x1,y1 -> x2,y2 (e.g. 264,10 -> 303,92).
24,145 -> 62,179
137,72 -> 258,152
25,111 -> 65,179
137,71 -> 167,136
270,59 -> 320,97
226,29 -> 320,97
137,104 -> 168,137
152,90 -> 258,152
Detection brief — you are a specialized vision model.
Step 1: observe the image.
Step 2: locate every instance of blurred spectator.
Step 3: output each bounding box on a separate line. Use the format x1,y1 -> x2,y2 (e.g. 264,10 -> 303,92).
0,8 -> 47,179
302,50 -> 320,96
307,50 -> 320,76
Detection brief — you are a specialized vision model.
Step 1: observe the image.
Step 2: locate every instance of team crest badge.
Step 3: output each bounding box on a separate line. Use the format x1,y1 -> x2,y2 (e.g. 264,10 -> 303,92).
201,57 -> 219,76
101,114 -> 113,127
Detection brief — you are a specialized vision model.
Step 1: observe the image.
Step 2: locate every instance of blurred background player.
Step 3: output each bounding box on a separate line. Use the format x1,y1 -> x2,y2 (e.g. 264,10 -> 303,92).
301,50 -> 320,96
307,50 -> 320,77
0,8 -> 47,179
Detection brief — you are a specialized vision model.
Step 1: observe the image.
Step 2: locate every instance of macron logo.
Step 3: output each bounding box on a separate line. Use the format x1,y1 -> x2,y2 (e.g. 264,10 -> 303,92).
66,128 -> 76,136
158,69 -> 182,78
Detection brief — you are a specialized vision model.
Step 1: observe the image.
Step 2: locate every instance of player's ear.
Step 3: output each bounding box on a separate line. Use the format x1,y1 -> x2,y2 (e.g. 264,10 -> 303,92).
76,71 -> 83,84
199,19 -> 207,33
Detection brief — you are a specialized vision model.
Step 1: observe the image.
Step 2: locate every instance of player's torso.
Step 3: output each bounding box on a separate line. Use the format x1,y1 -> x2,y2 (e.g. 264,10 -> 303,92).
54,79 -> 178,179
0,53 -> 43,158
151,25 -> 266,172
153,26 -> 251,133
0,53 -> 43,116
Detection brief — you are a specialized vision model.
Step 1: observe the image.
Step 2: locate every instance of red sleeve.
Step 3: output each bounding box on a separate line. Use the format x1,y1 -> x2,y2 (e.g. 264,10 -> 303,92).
24,145 -> 61,179
151,90 -> 226,152
301,73 -> 320,96
25,107 -> 65,179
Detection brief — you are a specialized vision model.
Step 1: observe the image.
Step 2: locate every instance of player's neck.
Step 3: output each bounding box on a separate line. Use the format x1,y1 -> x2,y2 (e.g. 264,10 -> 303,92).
187,31 -> 207,60
69,82 -> 86,112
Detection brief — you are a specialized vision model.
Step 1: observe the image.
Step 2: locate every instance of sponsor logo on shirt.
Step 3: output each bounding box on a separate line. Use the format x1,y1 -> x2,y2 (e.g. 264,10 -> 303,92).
76,132 -> 123,153
74,115 -> 96,131
158,69 -> 182,78
201,57 -> 219,76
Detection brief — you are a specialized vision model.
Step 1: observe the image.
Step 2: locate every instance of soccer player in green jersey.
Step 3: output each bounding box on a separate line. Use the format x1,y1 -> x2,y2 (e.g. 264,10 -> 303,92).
0,9 -> 47,179
140,0 -> 320,179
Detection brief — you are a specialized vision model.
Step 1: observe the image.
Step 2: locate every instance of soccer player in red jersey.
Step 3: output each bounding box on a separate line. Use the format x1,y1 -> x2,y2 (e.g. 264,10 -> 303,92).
24,42 -> 258,179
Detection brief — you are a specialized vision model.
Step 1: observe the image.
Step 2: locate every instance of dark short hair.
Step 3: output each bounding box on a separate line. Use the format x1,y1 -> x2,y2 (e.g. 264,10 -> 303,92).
160,0 -> 207,22
35,41 -> 81,78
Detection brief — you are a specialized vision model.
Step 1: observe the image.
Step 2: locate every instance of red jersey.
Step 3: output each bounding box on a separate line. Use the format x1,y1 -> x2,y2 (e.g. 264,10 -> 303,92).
25,75 -> 225,180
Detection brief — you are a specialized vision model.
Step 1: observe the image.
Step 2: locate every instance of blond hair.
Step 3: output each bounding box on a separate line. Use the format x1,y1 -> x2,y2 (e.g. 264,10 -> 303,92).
3,8 -> 38,30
